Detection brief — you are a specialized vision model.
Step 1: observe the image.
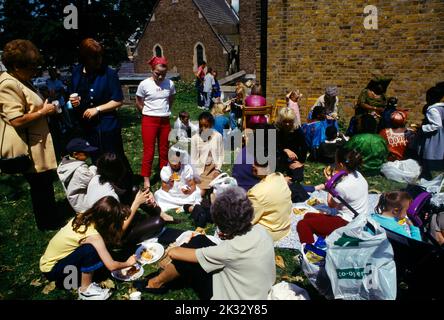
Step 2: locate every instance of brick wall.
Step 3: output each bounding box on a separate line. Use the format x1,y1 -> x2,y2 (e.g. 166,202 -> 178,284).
239,0 -> 261,75
264,0 -> 444,124
133,0 -> 228,81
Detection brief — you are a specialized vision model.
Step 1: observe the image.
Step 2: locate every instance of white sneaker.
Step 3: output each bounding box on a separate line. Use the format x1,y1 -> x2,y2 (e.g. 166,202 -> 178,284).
78,282 -> 112,300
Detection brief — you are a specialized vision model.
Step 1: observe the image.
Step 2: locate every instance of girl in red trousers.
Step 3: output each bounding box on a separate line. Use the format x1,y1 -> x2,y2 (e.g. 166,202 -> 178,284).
136,56 -> 176,189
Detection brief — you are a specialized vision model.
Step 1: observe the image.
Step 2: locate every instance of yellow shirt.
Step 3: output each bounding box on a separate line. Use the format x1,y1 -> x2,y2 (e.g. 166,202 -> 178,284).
247,173 -> 292,242
40,219 -> 99,273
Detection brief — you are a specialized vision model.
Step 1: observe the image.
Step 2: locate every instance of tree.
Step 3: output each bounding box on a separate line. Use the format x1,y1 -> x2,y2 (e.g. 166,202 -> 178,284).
0,0 -> 156,68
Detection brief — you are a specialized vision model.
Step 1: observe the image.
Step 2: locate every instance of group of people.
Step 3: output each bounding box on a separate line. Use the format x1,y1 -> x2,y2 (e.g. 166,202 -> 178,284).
1,37 -> 443,301
195,61 -> 221,111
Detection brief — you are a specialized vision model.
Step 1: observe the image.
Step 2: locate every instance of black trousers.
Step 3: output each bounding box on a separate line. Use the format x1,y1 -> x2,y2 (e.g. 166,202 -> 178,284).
173,235 -> 217,300
23,170 -> 59,231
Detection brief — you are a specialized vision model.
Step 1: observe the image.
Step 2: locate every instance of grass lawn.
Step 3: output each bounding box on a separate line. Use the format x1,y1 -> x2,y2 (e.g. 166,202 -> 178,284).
0,87 -> 412,300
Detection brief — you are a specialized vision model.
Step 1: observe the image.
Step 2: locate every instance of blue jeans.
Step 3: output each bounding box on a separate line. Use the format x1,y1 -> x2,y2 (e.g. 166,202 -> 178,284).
229,112 -> 239,130
204,92 -> 212,109
43,244 -> 104,289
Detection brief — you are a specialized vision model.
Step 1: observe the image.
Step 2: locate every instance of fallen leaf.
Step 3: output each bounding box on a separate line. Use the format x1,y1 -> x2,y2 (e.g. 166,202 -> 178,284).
30,279 -> 43,287
275,255 -> 286,269
100,279 -> 115,289
0,265 -> 13,272
42,282 -> 56,295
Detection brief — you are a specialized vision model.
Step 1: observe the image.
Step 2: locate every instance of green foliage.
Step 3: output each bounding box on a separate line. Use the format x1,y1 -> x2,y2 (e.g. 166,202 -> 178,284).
0,0 -> 156,68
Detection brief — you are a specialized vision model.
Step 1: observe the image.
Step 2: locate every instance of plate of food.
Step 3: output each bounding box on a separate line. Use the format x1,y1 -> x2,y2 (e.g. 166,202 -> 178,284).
136,242 -> 165,265
111,264 -> 144,282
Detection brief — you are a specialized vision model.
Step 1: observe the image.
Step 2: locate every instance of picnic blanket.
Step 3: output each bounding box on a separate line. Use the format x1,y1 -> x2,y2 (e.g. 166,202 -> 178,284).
275,190 -> 382,250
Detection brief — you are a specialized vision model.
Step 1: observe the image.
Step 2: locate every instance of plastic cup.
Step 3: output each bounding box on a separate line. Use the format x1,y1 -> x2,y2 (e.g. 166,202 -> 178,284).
129,291 -> 142,300
52,100 -> 62,114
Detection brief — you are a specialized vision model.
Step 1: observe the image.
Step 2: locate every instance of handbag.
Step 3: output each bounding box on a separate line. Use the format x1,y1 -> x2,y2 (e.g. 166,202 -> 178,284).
0,118 -> 32,174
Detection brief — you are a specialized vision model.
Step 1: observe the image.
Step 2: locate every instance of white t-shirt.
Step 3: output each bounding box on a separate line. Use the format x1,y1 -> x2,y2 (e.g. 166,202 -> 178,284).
334,171 -> 369,222
86,175 -> 119,209
195,224 -> 276,300
203,73 -> 215,93
136,78 -> 176,117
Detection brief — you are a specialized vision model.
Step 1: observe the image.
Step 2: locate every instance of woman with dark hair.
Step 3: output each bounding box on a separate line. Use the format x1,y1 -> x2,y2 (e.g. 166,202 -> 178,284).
347,78 -> 391,135
297,146 -> 369,246
419,84 -> 444,179
136,56 -> 175,189
275,107 -> 308,182
40,195 -> 148,300
191,112 -> 224,196
0,39 -> 61,230
135,187 -> 276,300
85,152 -> 172,241
69,38 -> 130,172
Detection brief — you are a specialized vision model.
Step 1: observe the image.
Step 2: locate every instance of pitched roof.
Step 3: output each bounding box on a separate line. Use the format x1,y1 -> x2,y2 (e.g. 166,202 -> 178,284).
192,0 -> 239,50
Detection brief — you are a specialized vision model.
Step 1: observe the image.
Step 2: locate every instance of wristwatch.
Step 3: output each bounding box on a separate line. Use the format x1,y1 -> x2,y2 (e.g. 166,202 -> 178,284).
96,106 -> 101,113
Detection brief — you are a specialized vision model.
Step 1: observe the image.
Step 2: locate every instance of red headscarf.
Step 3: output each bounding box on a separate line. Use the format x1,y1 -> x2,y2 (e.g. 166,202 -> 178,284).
148,56 -> 168,68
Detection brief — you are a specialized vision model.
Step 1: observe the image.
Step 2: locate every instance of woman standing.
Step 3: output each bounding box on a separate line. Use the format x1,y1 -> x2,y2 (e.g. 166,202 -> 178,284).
420,85 -> 444,179
69,38 -> 130,172
0,39 -> 60,230
136,56 -> 175,189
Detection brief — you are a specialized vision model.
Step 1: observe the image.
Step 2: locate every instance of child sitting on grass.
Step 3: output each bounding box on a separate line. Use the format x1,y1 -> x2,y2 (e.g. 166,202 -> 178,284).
211,102 -> 230,137
39,193 -> 149,300
371,191 -> 421,241
173,111 -> 198,142
154,150 -> 202,212
57,138 -> 98,213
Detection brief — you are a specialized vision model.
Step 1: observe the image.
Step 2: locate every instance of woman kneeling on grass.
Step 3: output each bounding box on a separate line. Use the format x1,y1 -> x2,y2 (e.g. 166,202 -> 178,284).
134,187 -> 276,300
39,193 -> 149,300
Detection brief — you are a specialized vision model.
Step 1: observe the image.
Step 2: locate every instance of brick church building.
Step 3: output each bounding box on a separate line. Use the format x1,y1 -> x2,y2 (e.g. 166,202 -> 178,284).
134,0 -> 444,120
133,0 -> 241,81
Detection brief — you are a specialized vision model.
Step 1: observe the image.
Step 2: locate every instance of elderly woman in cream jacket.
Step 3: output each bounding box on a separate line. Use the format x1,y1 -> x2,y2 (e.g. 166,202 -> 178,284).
191,112 -> 224,196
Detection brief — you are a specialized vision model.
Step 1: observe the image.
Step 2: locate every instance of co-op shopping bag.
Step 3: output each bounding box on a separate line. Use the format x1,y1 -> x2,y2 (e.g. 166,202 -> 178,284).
325,214 -> 397,300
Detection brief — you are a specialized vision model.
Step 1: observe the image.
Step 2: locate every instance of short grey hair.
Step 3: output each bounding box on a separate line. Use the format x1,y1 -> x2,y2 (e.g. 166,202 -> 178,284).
211,186 -> 254,238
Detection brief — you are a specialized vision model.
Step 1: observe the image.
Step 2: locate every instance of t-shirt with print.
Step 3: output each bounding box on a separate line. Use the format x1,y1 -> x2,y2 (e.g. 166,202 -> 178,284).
380,128 -> 408,161
195,224 -> 276,300
334,171 -> 369,222
136,78 -> 176,117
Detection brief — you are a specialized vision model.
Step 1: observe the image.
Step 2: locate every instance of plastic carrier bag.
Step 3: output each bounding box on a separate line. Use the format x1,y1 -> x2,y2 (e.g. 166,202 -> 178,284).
300,243 -> 334,299
325,214 -> 397,300
208,173 -> 238,195
268,281 -> 310,300
380,159 -> 421,184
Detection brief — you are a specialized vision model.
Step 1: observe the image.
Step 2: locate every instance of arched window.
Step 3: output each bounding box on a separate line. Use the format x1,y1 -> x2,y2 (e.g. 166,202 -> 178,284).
196,44 -> 204,66
193,42 -> 206,71
153,44 -> 163,57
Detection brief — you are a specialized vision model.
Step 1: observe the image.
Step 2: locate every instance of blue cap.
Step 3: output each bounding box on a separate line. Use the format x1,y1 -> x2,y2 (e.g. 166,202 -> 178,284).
66,138 -> 98,153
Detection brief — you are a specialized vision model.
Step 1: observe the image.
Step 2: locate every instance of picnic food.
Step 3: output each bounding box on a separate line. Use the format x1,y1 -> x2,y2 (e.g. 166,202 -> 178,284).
293,207 -> 308,215
171,172 -> 180,181
141,248 -> 153,261
307,198 -> 322,206
195,227 -> 206,235
121,265 -> 139,277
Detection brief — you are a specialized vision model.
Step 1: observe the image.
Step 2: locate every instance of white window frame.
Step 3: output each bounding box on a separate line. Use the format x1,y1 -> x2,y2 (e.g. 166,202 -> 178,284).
153,44 -> 164,57
193,42 -> 206,72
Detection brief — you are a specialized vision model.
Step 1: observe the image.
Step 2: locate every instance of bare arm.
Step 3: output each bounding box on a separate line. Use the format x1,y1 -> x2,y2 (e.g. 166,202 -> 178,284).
83,100 -> 123,120
168,247 -> 198,263
82,234 -> 137,271
123,189 -> 151,232
136,95 -> 144,113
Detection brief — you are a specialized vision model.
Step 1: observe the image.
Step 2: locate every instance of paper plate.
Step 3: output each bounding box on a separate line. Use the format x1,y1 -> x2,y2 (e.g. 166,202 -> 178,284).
111,264 -> 144,282
135,242 -> 165,265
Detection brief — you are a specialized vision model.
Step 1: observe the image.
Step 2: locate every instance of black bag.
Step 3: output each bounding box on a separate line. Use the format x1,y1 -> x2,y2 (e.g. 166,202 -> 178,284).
0,120 -> 32,174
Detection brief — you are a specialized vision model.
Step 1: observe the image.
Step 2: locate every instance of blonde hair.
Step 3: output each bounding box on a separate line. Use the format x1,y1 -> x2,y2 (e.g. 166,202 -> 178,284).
211,103 -> 226,116
275,107 -> 297,131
